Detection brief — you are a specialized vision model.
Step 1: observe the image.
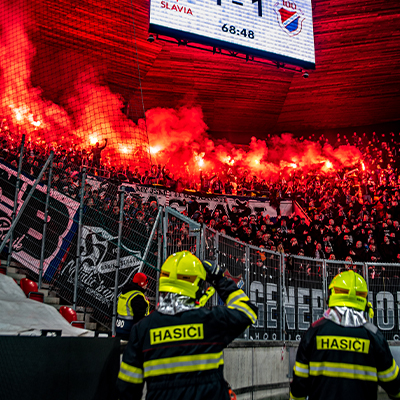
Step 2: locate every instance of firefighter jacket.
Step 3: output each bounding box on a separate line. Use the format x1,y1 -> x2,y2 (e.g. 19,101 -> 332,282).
116,282 -> 150,340
116,276 -> 258,400
290,315 -> 400,400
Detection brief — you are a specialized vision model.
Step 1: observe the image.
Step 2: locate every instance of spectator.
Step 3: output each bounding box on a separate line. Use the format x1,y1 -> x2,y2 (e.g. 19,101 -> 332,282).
380,235 -> 396,262
303,235 -> 315,258
315,243 -> 326,259
349,240 -> 368,262
90,138 -> 108,171
4,119 -> 400,269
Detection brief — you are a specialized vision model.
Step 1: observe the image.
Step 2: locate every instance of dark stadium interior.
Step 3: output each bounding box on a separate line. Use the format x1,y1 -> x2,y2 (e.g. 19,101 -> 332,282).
27,0 -> 400,143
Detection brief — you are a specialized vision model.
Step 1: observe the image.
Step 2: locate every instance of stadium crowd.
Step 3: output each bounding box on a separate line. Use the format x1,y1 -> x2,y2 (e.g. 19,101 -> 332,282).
1,121 -> 400,272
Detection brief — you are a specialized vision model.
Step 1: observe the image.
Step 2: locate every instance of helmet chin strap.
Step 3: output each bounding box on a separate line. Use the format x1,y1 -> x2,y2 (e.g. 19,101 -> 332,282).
196,287 -> 216,307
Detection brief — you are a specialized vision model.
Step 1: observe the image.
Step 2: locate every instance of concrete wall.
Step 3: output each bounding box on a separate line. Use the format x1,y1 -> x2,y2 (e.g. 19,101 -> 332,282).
224,341 -> 294,400
135,339 -> 400,400
224,341 -> 400,400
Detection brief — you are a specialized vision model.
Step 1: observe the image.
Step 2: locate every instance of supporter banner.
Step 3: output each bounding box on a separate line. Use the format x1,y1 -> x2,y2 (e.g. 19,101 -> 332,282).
0,160 -> 79,276
249,280 -> 400,341
86,176 -> 293,217
293,201 -> 311,225
58,224 -> 142,309
55,195 -> 155,318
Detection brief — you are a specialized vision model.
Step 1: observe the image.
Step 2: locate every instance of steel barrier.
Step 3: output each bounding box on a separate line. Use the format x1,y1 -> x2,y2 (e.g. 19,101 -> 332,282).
201,228 -> 400,342
0,158 -> 160,329
1,153 -> 400,340
162,207 -> 201,260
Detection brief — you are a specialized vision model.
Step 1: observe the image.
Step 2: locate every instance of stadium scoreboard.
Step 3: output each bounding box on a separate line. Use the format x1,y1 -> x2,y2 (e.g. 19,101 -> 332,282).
149,0 -> 315,70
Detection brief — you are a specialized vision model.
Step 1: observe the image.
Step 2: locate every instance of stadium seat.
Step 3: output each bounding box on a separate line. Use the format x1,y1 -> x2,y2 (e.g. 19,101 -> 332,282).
59,306 -> 77,324
28,292 -> 45,303
0,265 -> 6,275
71,321 -> 85,329
59,307 -> 86,329
20,278 -> 38,296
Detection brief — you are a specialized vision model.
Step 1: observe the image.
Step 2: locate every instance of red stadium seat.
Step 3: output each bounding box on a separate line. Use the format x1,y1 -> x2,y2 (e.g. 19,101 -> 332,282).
59,307 -> 86,329
71,321 -> 85,329
28,292 -> 45,303
20,278 -> 38,297
59,306 -> 78,324
0,266 -> 6,275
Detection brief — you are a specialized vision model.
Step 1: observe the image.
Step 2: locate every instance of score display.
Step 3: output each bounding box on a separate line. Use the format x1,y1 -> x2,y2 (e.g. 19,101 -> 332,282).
149,0 -> 315,69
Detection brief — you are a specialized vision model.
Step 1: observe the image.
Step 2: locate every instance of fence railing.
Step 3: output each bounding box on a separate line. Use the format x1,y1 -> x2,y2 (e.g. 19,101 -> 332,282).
1,150 -> 399,341
201,227 -> 400,342
0,153 -> 160,330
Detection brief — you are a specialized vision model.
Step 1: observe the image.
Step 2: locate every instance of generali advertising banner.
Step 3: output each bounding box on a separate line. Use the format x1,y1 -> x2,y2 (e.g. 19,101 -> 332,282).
249,279 -> 400,341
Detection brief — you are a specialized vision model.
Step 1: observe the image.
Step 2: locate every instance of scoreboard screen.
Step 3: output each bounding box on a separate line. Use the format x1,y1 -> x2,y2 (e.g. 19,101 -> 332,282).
149,0 -> 315,69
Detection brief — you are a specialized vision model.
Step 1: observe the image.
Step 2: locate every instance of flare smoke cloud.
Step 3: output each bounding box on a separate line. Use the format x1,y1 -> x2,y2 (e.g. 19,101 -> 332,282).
0,0 -> 362,180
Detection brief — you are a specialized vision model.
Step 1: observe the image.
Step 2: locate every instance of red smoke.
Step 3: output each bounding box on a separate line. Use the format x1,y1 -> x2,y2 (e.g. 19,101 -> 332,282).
0,0 -> 362,181
146,110 -> 362,182
0,0 -> 149,167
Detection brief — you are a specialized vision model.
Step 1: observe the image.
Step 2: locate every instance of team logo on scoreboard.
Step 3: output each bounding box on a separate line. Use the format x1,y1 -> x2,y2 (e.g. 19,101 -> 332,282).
274,1 -> 305,37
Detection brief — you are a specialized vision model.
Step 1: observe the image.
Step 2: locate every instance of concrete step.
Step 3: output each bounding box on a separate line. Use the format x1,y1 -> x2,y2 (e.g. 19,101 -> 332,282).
6,266 -> 19,274
38,288 -> 50,296
6,272 -> 26,282
41,282 -> 51,289
1,260 -> 22,267
77,313 -> 93,323
44,296 -> 60,305
85,322 -> 97,330
76,306 -> 94,313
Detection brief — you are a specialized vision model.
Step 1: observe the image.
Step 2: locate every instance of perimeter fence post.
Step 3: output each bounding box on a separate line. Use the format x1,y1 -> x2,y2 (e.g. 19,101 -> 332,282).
156,207 -> 163,305
38,156 -> 54,289
7,134 -> 25,268
363,262 -> 374,323
363,262 -> 369,284
73,168 -> 86,311
245,245 -> 250,297
215,231 -> 220,266
244,245 -> 250,339
139,205 -> 161,272
200,224 -> 205,260
280,252 -> 284,341
163,207 -> 168,262
195,224 -> 201,259
322,259 -> 327,311
281,252 -> 285,341
112,186 -> 125,337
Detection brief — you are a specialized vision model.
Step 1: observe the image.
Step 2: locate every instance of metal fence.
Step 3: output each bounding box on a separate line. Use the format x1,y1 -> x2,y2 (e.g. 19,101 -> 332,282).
49,180 -> 161,330
0,147 -> 160,331
1,147 -> 400,340
163,207 -> 201,259
199,226 -> 400,342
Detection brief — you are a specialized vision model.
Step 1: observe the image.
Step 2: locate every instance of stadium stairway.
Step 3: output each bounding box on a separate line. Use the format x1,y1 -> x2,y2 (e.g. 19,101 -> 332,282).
1,259 -> 97,331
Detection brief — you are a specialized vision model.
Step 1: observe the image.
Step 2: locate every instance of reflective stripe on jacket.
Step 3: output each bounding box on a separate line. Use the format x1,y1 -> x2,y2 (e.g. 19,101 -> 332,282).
117,290 -> 150,320
117,276 -> 258,400
290,317 -> 400,400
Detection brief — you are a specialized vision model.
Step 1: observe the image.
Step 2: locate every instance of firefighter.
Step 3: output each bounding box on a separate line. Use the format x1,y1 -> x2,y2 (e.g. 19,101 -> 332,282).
116,250 -> 257,400
116,272 -> 150,340
290,270 -> 400,400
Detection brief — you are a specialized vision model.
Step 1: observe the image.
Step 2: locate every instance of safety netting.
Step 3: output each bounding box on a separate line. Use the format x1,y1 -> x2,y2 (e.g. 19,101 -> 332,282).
0,0 -> 151,174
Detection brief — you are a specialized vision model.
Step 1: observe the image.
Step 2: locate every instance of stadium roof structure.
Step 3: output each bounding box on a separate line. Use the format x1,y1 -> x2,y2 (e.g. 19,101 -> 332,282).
30,0 -> 400,143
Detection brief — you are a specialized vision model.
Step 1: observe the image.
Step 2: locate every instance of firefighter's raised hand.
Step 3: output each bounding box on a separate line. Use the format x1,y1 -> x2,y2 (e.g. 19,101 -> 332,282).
201,260 -> 223,283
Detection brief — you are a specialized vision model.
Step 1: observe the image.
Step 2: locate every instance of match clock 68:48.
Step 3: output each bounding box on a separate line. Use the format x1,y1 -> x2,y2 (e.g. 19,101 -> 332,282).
221,24 -> 255,39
